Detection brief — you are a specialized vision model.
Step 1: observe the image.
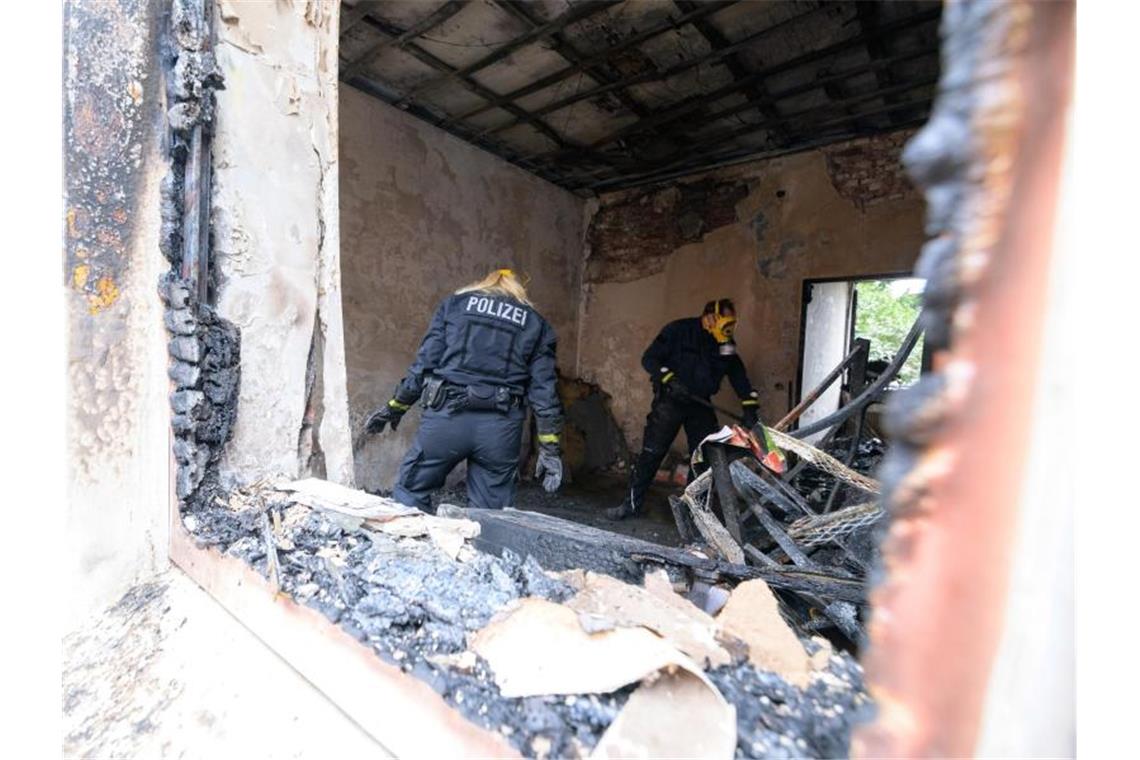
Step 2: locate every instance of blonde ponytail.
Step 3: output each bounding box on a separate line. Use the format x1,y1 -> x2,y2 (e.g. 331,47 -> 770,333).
456,268 -> 534,307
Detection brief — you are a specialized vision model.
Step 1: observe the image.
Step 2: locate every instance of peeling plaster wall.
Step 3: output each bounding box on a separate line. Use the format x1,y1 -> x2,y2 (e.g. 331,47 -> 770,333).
211,0 -> 354,487
338,86 -> 586,491
579,131 -> 925,451
64,0 -> 171,630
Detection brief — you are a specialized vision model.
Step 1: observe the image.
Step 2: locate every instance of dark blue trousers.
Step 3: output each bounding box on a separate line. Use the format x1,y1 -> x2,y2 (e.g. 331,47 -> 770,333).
392,405 -> 526,510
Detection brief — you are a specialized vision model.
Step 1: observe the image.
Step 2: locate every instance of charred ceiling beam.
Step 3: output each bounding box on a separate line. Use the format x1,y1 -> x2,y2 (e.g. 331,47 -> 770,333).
568,46 -> 935,185
339,0 -> 383,36
689,47 -> 936,137
391,0 -> 620,108
493,0 -> 650,119
340,1 -> 467,83
449,1 -> 735,126
477,3 -> 821,141
618,83 -> 935,182
855,2 -> 905,128
525,5 -> 940,165
349,14 -> 593,157
584,100 -> 931,192
673,0 -> 789,148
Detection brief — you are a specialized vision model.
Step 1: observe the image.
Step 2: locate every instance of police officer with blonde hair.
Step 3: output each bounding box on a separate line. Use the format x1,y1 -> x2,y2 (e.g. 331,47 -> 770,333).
365,269 -> 564,510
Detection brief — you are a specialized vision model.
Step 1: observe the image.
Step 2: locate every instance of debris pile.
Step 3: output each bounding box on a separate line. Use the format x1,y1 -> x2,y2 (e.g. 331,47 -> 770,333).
182,479 -> 871,758
663,321 -> 924,651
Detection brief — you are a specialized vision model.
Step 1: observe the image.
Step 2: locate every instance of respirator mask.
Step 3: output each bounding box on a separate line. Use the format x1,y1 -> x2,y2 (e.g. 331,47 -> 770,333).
707,301 -> 738,353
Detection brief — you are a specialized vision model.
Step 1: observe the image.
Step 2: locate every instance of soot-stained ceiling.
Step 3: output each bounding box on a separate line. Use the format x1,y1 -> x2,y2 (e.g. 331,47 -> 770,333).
338,1 -> 942,194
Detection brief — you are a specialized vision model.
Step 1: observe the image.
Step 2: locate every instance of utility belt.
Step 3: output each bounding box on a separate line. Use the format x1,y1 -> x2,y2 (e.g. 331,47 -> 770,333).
422,376 -> 523,413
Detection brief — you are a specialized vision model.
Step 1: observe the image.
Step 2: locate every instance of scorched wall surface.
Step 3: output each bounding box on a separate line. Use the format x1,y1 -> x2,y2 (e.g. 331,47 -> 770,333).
579,131 -> 926,452
338,86 -> 587,491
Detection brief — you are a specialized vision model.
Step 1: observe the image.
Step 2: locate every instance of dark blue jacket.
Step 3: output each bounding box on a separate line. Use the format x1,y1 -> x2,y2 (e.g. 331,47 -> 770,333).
395,291 -> 563,429
641,317 -> 755,400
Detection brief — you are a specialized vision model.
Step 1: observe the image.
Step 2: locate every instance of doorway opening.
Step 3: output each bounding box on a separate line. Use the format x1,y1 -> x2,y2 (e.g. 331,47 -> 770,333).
796,273 -> 926,439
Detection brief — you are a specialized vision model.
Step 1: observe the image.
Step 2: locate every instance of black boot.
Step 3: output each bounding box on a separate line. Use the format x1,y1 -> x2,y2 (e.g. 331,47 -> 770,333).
605,497 -> 637,521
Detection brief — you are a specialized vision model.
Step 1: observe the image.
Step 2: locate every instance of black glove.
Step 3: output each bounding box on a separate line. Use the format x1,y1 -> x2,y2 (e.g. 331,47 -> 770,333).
365,399 -> 409,434
656,369 -> 690,400
535,441 -> 563,493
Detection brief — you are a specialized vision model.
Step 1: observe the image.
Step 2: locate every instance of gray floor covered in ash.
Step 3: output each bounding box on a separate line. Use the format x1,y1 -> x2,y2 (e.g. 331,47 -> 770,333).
183,476 -> 873,759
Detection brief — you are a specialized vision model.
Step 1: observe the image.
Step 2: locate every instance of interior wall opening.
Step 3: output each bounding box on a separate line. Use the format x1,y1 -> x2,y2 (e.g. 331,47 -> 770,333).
796,273 -> 927,441
328,0 -> 942,672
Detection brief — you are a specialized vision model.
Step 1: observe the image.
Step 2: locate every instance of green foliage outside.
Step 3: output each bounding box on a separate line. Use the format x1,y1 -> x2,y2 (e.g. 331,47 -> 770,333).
854,279 -> 925,387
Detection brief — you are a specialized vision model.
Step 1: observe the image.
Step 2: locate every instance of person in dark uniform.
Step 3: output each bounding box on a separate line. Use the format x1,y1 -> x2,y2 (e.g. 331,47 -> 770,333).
607,298 -> 760,520
364,269 -> 564,511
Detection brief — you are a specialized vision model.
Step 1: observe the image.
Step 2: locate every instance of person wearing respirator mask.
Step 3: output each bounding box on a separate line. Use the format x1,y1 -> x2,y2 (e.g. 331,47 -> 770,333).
607,298 -> 760,521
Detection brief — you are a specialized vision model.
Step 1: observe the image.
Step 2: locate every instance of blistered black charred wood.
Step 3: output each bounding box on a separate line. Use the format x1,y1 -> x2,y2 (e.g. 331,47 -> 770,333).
161,0 -> 239,507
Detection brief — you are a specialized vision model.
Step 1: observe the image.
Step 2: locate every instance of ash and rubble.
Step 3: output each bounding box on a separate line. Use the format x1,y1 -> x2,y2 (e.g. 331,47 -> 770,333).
181,483 -> 872,759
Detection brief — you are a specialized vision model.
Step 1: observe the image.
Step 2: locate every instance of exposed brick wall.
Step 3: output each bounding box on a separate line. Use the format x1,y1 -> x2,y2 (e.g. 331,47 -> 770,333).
586,179 -> 749,283
821,129 -> 919,209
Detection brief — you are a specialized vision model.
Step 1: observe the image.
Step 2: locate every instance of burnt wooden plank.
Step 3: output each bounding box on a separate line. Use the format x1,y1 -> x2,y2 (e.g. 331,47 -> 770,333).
465,508 -> 867,602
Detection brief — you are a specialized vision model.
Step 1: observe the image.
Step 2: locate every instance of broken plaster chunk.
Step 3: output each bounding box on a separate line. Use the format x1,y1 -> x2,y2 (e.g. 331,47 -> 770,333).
591,669 -> 736,760
469,597 -> 702,698
566,571 -> 731,669
165,308 -> 196,336
169,336 -> 201,364
169,361 -> 201,388
171,413 -> 195,434
715,579 -> 813,688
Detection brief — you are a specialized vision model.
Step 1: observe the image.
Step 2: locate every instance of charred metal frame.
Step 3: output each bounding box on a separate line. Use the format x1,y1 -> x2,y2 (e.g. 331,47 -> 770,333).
337,0 -> 942,192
